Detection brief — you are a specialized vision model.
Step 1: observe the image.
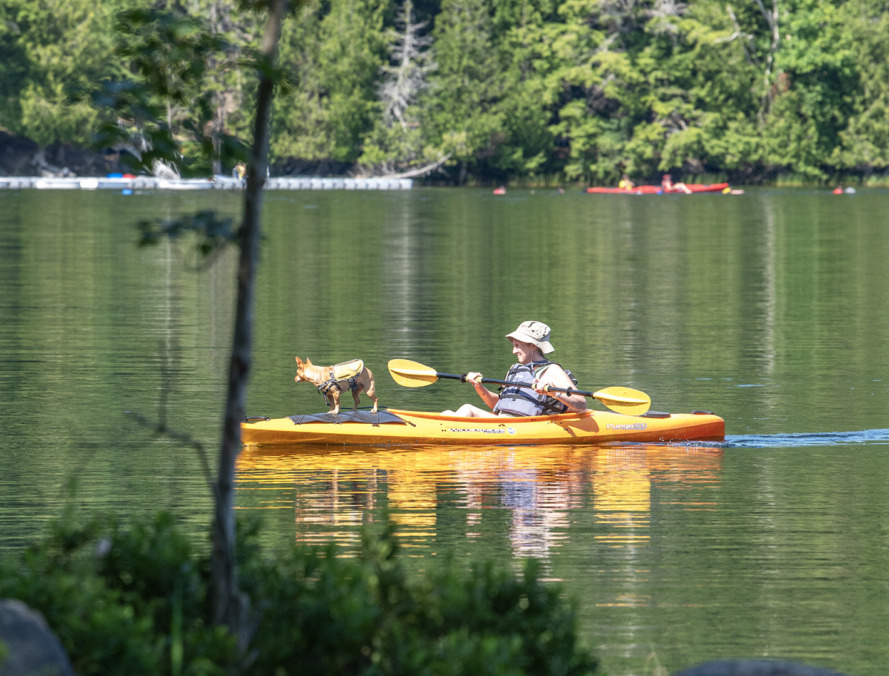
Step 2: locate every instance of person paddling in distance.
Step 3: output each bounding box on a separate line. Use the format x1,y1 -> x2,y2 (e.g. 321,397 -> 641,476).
661,173 -> 692,194
442,321 -> 587,418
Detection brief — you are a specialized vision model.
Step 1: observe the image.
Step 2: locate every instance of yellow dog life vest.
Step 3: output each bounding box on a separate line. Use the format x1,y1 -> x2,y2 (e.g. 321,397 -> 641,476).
318,359 -> 366,397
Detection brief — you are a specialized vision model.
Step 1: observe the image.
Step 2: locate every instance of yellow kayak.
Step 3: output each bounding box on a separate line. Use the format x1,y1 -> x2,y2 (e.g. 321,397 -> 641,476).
240,408 -> 725,446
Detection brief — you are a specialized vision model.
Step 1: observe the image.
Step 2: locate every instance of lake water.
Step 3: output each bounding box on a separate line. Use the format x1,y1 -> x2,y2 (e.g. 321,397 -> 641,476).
1,186 -> 888,675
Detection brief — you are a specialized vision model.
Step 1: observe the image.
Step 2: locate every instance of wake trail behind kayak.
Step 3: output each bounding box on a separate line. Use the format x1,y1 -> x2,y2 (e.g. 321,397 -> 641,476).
723,428 -> 889,448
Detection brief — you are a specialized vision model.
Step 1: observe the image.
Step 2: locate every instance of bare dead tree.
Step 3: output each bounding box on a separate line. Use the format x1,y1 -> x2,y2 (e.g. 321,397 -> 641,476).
752,0 -> 780,120
360,0 -> 453,178
380,0 -> 435,129
718,5 -> 757,65
381,151 -> 453,178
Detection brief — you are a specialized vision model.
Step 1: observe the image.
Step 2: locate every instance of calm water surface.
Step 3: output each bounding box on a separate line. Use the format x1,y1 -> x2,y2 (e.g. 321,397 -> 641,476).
1,187 -> 888,675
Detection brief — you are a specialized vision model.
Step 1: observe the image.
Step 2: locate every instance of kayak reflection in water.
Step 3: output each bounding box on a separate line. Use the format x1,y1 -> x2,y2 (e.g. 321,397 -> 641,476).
442,321 -> 587,418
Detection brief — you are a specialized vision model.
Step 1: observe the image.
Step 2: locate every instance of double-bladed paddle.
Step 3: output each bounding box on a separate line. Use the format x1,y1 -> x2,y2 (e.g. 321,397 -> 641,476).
387,359 -> 651,415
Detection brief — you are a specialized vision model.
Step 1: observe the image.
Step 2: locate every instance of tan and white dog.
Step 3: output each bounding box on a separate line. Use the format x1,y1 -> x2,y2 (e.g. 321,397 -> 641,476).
294,357 -> 378,415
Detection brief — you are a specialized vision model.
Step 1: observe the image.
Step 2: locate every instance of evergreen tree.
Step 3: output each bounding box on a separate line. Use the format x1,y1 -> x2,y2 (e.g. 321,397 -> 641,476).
545,0 -> 650,181
3,0 -> 118,152
424,0 -> 506,183
831,0 -> 889,175
358,0 -> 439,176
273,0 -> 387,164
0,1 -> 28,133
272,1 -> 330,162
489,0 -> 560,178
759,0 -> 858,178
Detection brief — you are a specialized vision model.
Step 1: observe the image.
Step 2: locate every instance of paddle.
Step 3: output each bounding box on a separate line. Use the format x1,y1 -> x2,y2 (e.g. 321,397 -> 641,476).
388,359 -> 651,415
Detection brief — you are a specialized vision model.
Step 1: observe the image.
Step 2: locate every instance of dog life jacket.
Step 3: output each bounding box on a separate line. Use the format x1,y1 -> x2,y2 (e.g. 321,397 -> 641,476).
317,359 -> 366,399
492,360 -> 578,417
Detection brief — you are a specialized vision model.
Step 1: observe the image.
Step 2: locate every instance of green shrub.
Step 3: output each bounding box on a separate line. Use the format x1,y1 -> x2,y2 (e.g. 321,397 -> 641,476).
0,512 -> 597,676
0,511 -> 234,675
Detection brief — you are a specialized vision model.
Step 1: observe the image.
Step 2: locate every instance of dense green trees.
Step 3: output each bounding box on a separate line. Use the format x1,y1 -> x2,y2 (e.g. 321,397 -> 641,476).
2,0 -> 888,184
1,0 -> 118,150
274,0 -> 388,163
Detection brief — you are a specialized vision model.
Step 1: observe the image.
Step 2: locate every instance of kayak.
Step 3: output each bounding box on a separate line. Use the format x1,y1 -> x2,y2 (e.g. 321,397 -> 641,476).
240,408 -> 725,446
586,183 -> 730,194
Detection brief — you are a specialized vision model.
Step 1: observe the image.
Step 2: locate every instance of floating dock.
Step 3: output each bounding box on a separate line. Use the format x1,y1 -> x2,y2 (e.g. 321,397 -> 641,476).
0,176 -> 413,191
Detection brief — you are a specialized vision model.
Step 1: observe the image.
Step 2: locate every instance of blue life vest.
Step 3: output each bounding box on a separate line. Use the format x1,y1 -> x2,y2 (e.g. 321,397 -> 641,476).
493,361 -> 578,417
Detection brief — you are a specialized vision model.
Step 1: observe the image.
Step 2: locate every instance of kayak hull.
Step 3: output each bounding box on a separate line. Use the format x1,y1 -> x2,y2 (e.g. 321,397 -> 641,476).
586,183 -> 729,194
240,408 -> 725,446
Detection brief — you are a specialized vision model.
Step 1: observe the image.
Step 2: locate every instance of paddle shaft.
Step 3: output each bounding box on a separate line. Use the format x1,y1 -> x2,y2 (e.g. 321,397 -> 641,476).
386,359 -> 651,414
435,371 -> 595,398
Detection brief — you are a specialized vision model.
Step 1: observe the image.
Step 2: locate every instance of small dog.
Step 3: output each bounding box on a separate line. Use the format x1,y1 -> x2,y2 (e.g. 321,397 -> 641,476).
294,357 -> 378,415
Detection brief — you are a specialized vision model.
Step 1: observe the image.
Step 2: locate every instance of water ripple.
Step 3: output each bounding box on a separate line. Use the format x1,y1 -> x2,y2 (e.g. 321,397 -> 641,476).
725,428 -> 889,448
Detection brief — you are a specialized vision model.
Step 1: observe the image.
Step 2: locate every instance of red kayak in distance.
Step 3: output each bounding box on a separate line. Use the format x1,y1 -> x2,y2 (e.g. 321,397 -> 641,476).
587,182 -> 730,194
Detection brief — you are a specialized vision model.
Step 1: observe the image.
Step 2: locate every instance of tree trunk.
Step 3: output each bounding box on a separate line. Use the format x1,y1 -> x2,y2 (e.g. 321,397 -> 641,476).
211,0 -> 288,649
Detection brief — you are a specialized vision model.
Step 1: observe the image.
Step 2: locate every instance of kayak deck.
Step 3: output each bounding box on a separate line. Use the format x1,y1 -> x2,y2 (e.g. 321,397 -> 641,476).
241,408 -> 725,446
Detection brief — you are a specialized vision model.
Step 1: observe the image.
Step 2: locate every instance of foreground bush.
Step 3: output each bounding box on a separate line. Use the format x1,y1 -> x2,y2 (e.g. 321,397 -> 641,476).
0,512 -> 597,675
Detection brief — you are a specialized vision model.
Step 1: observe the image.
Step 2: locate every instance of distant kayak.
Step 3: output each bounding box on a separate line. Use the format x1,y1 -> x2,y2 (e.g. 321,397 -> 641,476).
587,182 -> 730,194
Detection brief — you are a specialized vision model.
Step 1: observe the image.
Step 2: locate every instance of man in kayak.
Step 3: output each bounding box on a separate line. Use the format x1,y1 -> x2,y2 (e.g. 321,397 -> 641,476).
442,321 -> 587,418
661,174 -> 692,194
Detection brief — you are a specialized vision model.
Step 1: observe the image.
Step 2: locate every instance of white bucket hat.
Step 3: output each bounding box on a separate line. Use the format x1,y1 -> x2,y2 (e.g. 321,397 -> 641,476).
506,320 -> 554,354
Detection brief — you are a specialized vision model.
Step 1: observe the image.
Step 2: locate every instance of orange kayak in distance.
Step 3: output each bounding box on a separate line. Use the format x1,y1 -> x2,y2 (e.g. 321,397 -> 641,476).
586,183 -> 730,194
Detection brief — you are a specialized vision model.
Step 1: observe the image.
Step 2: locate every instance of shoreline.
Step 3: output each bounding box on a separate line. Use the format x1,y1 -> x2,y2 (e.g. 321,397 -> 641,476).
0,175 -> 413,191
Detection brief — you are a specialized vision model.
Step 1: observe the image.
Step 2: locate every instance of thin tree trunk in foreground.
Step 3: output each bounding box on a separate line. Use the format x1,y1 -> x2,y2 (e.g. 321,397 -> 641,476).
211,0 -> 288,646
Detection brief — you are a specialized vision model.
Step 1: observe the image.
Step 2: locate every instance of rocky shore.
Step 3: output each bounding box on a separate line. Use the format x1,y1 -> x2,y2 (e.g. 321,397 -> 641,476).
0,131 -> 120,178
0,130 -> 357,179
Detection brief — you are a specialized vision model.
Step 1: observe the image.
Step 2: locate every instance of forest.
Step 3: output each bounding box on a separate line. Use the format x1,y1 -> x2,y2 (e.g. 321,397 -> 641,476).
1,0 -> 888,185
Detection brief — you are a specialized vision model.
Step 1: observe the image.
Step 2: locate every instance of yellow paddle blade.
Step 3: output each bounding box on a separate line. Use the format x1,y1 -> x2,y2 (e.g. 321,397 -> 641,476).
388,359 -> 440,388
593,387 -> 651,415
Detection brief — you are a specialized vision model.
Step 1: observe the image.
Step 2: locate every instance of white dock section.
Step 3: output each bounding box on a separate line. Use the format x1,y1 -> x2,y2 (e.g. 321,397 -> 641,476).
0,176 -> 413,191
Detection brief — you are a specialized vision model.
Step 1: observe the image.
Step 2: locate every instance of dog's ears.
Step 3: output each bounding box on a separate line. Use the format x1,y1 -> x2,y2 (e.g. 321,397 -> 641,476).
295,356 -> 303,366
306,358 -> 313,365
